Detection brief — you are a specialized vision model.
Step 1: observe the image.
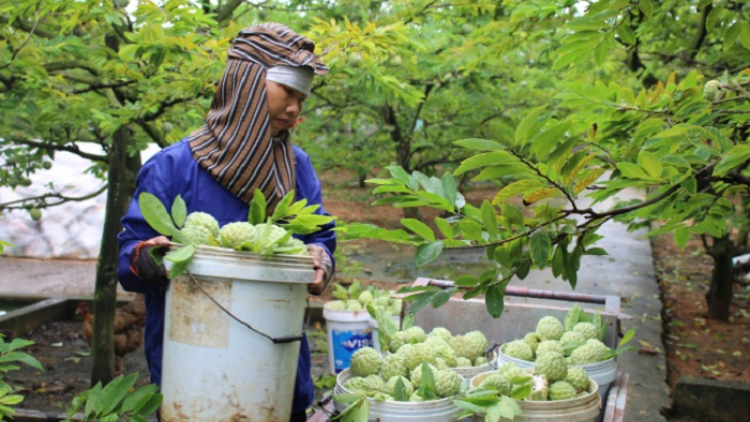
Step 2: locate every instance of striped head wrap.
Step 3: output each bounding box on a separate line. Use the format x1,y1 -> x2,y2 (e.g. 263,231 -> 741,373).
189,23 -> 329,210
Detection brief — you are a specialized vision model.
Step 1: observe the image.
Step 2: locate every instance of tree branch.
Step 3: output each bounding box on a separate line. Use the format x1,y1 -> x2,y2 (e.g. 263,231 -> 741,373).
510,149 -> 578,211
11,138 -> 108,163
44,61 -> 101,76
688,5 -> 712,60
72,80 -> 137,95
0,184 -> 108,211
137,121 -> 168,149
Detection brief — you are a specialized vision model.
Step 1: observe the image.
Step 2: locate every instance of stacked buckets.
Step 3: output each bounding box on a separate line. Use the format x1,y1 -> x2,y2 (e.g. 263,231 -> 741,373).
161,245 -> 314,421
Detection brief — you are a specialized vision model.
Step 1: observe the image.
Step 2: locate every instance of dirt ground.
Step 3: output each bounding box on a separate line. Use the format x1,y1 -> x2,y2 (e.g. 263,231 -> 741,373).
651,233 -> 750,396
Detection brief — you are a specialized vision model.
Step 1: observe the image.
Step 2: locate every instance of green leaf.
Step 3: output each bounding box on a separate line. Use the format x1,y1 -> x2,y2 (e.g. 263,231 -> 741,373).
249,189 -> 267,225
393,377 -> 408,401
493,179 -> 544,204
333,393 -> 366,405
138,192 -> 180,237
583,247 -> 608,256
740,22 -> 750,50
441,172 -> 458,209
529,229 -> 551,268
415,241 -> 444,267
434,217 -> 454,240
481,200 -> 498,239
165,244 -> 196,279
121,385 -> 159,414
639,0 -> 654,17
454,138 -> 505,151
515,106 -> 547,145
454,152 -> 517,176
100,373 -> 138,415
714,144 -> 750,176
485,284 -> 505,318
501,203 -> 525,229
270,190 -> 295,222
654,123 -> 695,138
171,195 -> 187,228
418,361 -> 437,400
619,328 -> 636,347
674,228 -> 690,251
616,162 -> 653,180
638,151 -> 663,179
401,218 -> 435,241
84,382 -> 103,418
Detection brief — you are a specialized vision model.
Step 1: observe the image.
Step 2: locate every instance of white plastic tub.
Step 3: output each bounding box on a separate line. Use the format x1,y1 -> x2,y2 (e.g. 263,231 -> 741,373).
470,372 -> 601,422
334,368 -> 464,422
161,245 -> 314,422
324,304 -> 373,374
496,346 -> 616,401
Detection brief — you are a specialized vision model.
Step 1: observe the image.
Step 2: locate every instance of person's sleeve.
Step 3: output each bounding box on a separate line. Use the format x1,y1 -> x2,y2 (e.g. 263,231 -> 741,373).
294,153 -> 336,272
117,160 -> 172,294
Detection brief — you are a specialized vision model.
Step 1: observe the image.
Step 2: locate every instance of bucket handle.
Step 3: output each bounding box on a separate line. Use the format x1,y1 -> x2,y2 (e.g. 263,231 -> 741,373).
186,271 -> 303,344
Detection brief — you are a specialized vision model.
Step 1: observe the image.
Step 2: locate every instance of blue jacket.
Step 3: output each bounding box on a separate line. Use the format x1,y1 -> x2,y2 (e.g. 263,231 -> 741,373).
117,139 -> 336,413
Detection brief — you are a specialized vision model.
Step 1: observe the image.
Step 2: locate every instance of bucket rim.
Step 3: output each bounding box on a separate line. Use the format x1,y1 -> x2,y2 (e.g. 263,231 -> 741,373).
168,242 -> 315,264
336,368 -> 465,405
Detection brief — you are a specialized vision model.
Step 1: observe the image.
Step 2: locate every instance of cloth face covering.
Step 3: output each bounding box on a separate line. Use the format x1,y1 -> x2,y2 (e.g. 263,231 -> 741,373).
188,23 -> 329,210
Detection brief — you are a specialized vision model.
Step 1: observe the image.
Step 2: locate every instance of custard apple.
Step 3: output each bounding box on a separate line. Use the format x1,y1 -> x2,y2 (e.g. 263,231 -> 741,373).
390,331 -> 409,353
428,327 -> 452,342
365,374 -> 386,392
347,301 -> 363,311
385,375 -> 414,397
435,357 -> 450,370
463,331 -> 489,360
536,316 -> 564,341
325,300 -> 347,311
344,377 -> 371,392
585,339 -> 609,355
350,347 -> 382,377
455,357 -> 473,367
527,374 -> 549,401
433,344 -> 458,367
503,340 -> 534,361
184,212 -> 220,237
399,343 -> 435,370
435,369 -> 463,398
410,362 -> 437,388
380,354 -> 408,381
424,336 -> 449,349
549,381 -> 577,401
534,351 -> 567,382
535,340 -> 564,358
218,222 -> 257,249
703,79 -> 722,101
409,391 -> 425,402
358,291 -> 374,304
405,326 -> 427,343
474,356 -> 489,367
497,362 -> 522,381
523,332 -> 542,353
569,344 -> 602,365
572,322 -> 599,340
390,299 -> 403,315
565,367 -> 589,392
559,331 -> 586,345
277,237 -> 309,255
253,223 -> 290,250
180,225 -> 213,245
479,374 -> 511,395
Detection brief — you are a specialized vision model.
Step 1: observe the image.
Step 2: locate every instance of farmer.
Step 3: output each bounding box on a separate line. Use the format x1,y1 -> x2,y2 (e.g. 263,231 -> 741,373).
117,23 -> 335,422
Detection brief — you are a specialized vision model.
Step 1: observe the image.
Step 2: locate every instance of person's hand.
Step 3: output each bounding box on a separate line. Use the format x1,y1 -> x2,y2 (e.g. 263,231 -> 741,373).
307,244 -> 332,295
129,236 -> 171,290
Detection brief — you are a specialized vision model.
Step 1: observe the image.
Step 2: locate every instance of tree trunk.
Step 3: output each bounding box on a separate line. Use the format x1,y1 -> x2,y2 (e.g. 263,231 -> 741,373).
90,126 -> 140,385
706,235 -> 735,321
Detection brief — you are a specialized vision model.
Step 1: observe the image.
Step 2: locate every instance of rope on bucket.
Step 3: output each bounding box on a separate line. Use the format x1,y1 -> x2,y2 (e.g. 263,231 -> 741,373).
186,271 -> 304,344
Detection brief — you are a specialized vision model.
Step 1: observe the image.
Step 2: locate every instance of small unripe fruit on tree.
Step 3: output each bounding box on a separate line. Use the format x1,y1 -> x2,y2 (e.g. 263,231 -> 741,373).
20,179 -> 32,187
703,79 -> 722,101
461,24 -> 473,35
30,208 -> 42,221
163,122 -> 174,133
114,0 -> 130,9
42,162 -> 52,169
6,156 -> 17,165
348,52 -> 363,66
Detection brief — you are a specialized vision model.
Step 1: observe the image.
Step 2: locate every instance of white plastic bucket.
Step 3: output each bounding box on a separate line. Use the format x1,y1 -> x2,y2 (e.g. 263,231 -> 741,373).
368,315 -> 401,354
496,346 -> 617,400
470,372 -> 601,422
161,245 -> 313,422
324,304 -> 373,374
334,368 -> 464,422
